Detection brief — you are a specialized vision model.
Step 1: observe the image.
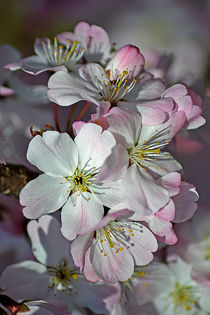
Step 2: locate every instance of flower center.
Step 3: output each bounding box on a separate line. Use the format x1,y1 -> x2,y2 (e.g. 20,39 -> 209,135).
41,37 -> 85,69
96,221 -> 141,257
47,260 -> 78,294
93,69 -> 136,105
65,164 -> 98,194
128,135 -> 170,171
167,282 -> 200,312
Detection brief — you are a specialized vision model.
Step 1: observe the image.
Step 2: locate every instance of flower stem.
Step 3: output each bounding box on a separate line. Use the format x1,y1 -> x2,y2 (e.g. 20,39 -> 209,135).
53,103 -> 61,132
75,102 -> 91,121
66,103 -> 77,132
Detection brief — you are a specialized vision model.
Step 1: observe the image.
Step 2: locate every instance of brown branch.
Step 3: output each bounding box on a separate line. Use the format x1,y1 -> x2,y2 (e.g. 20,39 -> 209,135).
0,163 -> 38,198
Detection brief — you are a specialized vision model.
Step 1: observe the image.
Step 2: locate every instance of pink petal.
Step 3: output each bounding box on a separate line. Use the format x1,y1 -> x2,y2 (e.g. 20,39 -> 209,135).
157,172 -> 181,197
105,45 -> 144,80
123,165 -> 169,217
71,234 -> 93,268
137,98 -> 175,125
90,240 -> 134,283
173,182 -> 199,223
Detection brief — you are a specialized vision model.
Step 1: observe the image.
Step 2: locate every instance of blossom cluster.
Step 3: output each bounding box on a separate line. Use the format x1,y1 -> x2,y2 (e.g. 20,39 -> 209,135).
0,21 -> 209,315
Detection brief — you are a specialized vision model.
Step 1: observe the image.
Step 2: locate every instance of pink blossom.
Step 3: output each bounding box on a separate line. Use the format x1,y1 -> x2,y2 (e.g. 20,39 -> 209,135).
71,210 -> 158,283
57,21 -> 111,64
168,205 -> 210,278
48,55 -> 171,126
163,83 -> 206,129
105,45 -> 145,80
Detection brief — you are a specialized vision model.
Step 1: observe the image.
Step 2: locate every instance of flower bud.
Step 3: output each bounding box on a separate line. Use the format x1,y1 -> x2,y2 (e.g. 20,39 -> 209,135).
105,44 -> 145,80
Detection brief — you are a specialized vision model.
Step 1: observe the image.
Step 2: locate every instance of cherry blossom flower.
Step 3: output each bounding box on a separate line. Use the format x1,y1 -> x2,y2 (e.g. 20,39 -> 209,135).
169,205 -> 210,278
71,210 -> 158,283
134,258 -> 210,314
127,172 -> 198,245
163,84 -> 206,130
102,108 -> 185,216
6,37 -> 85,75
0,215 -> 117,314
20,124 -> 123,239
47,45 -> 174,125
107,107 -> 185,177
47,45 -> 143,105
57,21 -> 111,64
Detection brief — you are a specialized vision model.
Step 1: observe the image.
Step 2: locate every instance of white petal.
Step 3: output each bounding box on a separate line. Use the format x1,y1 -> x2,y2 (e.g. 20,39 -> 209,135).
61,193 -> 104,240
48,71 -> 100,106
0,261 -> 50,301
79,63 -> 109,88
27,131 -> 78,176
124,222 -> 158,265
27,215 -> 72,266
93,180 -> 123,208
107,107 -> 141,147
75,123 -> 116,170
20,174 -> 69,219
123,165 -> 169,216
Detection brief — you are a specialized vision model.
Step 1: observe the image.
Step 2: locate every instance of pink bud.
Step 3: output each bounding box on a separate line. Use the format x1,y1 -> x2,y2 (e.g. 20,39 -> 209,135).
105,45 -> 145,81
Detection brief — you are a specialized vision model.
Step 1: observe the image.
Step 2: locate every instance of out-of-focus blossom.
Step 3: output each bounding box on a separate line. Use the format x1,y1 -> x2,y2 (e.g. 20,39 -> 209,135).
0,194 -> 32,276
58,21 -> 111,64
0,215 -> 117,314
6,38 -> 85,75
109,0 -> 209,83
134,257 -> 210,314
168,205 -> 210,278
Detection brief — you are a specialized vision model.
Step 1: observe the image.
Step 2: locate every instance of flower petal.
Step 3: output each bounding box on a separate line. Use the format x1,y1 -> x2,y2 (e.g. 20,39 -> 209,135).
0,261 -> 50,301
61,193 -> 104,240
124,222 -> 158,265
20,174 -> 69,219
74,123 -> 116,170
123,165 -> 169,217
20,56 -> 67,75
27,131 -> 78,176
48,71 -> 99,106
90,239 -> 134,283
107,107 -> 141,147
27,215 -> 71,266
173,182 -> 199,223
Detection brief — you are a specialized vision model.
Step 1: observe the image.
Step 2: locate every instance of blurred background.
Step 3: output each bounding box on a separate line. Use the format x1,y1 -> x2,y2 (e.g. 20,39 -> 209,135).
0,0 -> 210,83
